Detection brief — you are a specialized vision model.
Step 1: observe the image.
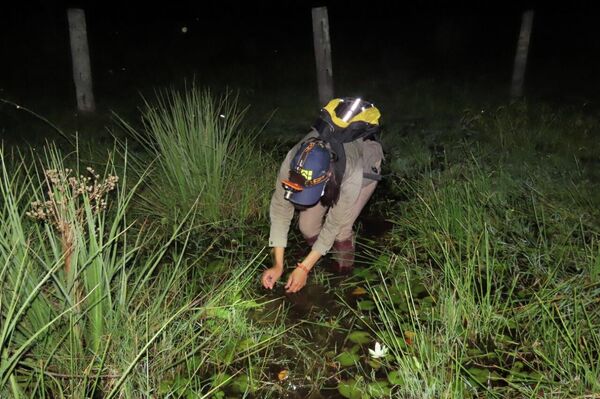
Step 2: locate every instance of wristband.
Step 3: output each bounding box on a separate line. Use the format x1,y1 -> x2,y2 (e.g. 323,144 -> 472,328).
296,262 -> 310,274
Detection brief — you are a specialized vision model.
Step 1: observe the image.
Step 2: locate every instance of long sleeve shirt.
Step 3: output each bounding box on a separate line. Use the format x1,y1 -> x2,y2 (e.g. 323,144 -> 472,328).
268,131 -> 364,255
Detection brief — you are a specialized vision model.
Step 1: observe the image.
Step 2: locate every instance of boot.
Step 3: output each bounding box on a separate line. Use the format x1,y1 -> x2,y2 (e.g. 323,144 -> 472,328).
331,237 -> 355,274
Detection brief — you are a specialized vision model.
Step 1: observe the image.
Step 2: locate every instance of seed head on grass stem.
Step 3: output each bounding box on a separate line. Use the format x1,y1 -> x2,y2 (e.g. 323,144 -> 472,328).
26,167 -> 118,275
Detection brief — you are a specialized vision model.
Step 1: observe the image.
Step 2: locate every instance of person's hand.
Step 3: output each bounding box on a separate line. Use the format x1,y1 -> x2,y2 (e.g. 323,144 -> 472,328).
285,266 -> 309,293
261,266 -> 284,289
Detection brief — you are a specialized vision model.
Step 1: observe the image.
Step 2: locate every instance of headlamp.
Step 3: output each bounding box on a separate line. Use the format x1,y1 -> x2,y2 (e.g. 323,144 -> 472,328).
282,171 -> 305,199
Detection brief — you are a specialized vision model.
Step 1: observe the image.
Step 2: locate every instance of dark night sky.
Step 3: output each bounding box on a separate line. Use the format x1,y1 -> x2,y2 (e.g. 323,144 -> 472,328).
1,1 -> 600,110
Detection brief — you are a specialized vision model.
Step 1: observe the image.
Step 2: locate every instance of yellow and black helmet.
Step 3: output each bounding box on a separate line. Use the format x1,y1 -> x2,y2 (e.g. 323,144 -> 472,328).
323,97 -> 381,128
313,97 -> 381,142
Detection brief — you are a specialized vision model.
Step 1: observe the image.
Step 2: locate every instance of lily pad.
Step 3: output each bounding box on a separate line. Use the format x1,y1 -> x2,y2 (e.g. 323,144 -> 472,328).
367,359 -> 383,369
420,295 -> 435,308
366,381 -> 391,398
409,279 -> 427,296
382,286 -> 404,304
348,330 -> 372,344
337,379 -> 364,399
377,332 -> 407,351
357,300 -> 376,311
336,351 -> 360,367
387,370 -> 404,385
353,268 -> 378,282
229,374 -> 250,393
216,341 -> 236,365
159,379 -> 173,395
237,338 -> 255,351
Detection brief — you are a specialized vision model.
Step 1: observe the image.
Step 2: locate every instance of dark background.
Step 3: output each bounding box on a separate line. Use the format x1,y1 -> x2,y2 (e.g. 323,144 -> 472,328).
1,1 -> 600,131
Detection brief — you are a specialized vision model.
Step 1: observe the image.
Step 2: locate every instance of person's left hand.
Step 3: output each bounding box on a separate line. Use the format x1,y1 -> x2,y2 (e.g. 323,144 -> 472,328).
285,267 -> 308,293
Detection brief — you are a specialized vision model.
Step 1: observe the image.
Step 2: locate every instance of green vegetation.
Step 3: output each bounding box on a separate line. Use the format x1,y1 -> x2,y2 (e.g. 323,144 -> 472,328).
1,84 -> 599,398
0,141 -> 285,398
337,101 -> 600,398
114,86 -> 276,233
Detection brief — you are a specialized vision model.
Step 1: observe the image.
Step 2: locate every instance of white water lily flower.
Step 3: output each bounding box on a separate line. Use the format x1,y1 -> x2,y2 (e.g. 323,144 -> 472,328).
369,342 -> 388,359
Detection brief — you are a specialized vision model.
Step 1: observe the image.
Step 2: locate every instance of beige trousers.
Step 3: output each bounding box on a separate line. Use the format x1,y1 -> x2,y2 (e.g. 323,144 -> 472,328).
297,140 -> 383,270
298,179 -> 379,242
298,139 -> 383,245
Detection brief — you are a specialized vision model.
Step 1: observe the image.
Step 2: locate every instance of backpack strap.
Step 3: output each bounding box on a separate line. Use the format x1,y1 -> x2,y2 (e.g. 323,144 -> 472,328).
363,171 -> 383,181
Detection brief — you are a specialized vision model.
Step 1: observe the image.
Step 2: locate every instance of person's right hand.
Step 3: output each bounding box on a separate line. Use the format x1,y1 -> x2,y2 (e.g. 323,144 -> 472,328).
261,266 -> 284,289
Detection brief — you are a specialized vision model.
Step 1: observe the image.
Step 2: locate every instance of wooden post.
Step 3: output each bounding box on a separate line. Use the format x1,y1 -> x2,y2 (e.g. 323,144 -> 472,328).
510,10 -> 534,99
312,7 -> 334,106
67,8 -> 96,113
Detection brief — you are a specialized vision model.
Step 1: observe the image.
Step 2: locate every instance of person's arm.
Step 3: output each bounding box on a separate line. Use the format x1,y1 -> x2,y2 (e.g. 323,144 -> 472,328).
284,248 -> 322,293
264,145 -> 300,290
262,246 -> 285,289
272,246 -> 285,268
264,173 -> 293,291
268,149 -> 296,249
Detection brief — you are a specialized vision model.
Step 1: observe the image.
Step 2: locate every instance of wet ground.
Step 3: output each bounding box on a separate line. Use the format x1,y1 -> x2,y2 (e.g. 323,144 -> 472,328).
249,215 -> 396,398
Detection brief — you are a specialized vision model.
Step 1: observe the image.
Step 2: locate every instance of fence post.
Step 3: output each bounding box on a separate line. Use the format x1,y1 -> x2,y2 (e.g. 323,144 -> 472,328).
510,10 -> 534,99
312,7 -> 334,106
67,8 -> 96,113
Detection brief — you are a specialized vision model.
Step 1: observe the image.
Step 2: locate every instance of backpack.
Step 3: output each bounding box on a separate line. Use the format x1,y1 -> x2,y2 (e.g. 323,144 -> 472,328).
311,97 -> 383,187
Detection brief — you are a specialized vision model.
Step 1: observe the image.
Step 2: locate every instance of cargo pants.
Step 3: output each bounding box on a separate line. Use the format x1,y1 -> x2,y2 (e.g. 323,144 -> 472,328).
298,139 -> 383,272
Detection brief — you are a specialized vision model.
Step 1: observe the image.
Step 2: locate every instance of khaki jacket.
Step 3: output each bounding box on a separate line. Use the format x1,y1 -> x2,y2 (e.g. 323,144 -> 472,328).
268,130 -> 382,255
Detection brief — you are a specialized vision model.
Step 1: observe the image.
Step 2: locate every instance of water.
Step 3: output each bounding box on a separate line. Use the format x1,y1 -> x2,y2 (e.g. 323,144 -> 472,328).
248,215 -> 395,398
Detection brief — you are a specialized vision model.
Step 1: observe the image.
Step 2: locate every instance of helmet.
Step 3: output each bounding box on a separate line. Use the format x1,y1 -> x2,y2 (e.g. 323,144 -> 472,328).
313,97 -> 381,138
282,139 -> 332,206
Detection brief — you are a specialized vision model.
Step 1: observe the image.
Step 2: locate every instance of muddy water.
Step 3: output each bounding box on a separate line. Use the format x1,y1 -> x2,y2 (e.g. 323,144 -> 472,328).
249,216 -> 394,398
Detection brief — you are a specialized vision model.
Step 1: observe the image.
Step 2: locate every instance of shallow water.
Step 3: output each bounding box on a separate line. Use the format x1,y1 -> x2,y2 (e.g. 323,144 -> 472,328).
247,215 -> 395,398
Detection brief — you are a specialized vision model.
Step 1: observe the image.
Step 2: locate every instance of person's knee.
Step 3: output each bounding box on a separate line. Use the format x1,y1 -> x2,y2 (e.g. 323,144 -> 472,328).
302,233 -> 319,246
298,217 -> 321,240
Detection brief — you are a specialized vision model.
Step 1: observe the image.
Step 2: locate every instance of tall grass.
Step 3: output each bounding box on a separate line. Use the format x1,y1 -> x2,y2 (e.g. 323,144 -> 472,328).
0,150 -> 64,397
354,103 -> 600,398
0,143 -> 285,397
116,86 -> 276,231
